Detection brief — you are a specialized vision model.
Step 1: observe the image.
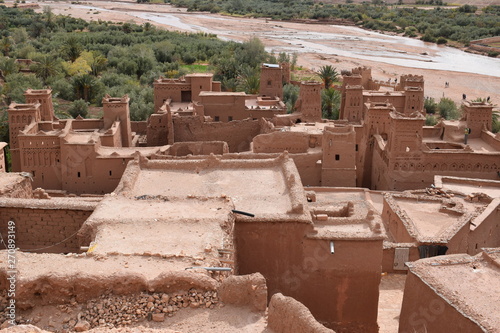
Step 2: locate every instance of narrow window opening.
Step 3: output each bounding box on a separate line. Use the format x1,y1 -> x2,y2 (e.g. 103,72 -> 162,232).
335,154 -> 340,161
77,172 -> 81,178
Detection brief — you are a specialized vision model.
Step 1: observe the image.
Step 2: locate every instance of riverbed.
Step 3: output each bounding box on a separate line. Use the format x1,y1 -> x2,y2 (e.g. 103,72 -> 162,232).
30,0 -> 500,105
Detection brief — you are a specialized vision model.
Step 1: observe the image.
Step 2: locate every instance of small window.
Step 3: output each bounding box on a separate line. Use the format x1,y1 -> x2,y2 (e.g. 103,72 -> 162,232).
109,170 -> 112,176
200,85 -> 202,89
335,154 -> 340,161
267,80 -> 272,87
228,116 -> 233,121
77,172 -> 81,178
355,144 -> 358,152
214,116 -> 220,121
32,171 -> 36,177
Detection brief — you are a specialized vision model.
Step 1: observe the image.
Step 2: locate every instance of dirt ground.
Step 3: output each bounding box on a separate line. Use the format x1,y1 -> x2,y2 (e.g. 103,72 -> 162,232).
23,0 -> 500,108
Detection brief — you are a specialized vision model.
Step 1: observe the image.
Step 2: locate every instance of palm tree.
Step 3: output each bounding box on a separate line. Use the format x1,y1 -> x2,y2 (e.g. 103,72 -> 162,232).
321,88 -> 341,120
61,36 -> 83,63
88,52 -> 107,76
0,58 -> 19,77
237,66 -> 260,94
0,37 -> 13,57
492,110 -> 500,133
316,65 -> 339,89
33,55 -> 59,84
72,74 -> 97,102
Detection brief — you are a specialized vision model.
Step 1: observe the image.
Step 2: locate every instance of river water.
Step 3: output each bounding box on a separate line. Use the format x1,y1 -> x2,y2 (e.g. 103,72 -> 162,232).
73,4 -> 500,77
129,11 -> 500,77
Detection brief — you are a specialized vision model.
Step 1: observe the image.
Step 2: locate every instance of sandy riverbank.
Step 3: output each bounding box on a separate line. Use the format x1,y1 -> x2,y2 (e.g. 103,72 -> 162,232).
22,0 -> 500,107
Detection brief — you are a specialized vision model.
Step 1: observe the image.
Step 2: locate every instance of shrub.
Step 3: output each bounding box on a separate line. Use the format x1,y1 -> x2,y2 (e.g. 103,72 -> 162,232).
425,114 -> 438,126
424,97 -> 437,114
68,99 -> 89,118
438,97 -> 459,120
436,37 -> 447,45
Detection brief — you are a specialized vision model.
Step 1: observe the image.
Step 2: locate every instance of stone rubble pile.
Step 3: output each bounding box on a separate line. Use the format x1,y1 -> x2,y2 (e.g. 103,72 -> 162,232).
77,289 -> 220,330
425,187 -> 454,198
464,192 -> 490,202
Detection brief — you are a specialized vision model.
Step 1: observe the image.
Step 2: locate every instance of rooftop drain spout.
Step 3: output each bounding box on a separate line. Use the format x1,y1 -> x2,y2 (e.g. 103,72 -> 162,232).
231,209 -> 255,217
185,267 -> 232,272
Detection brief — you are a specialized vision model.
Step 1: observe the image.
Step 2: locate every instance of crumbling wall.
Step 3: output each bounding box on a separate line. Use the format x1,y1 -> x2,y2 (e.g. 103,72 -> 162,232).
267,293 -> 334,333
218,273 -> 267,312
0,175 -> 32,198
173,117 -> 261,152
0,199 -> 96,253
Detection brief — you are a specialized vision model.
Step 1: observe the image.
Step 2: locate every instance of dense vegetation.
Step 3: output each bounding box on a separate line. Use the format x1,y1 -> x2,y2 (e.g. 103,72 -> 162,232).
169,0 -> 500,45
0,5 -> 278,128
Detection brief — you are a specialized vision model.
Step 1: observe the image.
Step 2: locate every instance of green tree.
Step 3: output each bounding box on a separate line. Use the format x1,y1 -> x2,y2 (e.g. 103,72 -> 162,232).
81,51 -> 107,76
424,97 -> 437,114
3,73 -> 43,104
316,65 -> 339,89
438,97 -> 459,120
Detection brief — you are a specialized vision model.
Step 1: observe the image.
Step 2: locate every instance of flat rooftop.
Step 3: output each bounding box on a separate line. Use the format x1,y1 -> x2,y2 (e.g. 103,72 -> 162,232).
436,176 -> 500,198
84,196 -> 233,260
306,187 -> 384,240
407,249 -> 500,332
117,155 -> 309,221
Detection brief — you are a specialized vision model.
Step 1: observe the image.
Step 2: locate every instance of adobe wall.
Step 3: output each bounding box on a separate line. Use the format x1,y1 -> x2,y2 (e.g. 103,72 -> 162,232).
235,221 -> 309,298
299,238 -> 382,332
481,130 -> 500,150
290,152 -> 323,186
267,293 -> 334,333
18,133 -> 62,190
61,146 -> 132,195
131,121 -> 147,135
0,199 -> 97,253
253,131 -> 310,154
467,199 -> 500,255
168,141 -> 229,156
173,117 -> 262,153
399,270 -> 485,333
198,93 -> 246,121
235,220 -> 381,332
390,152 -> 500,191
147,113 -> 169,146
381,196 -> 416,243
